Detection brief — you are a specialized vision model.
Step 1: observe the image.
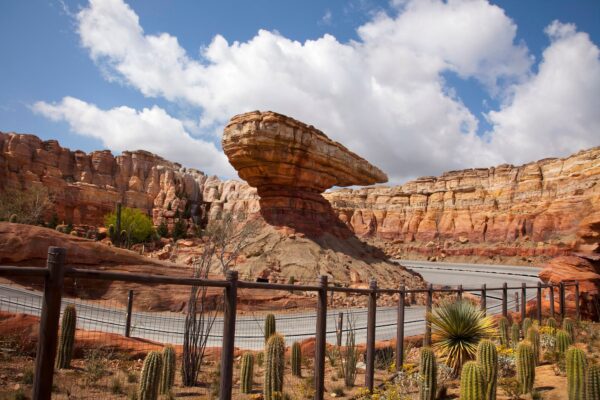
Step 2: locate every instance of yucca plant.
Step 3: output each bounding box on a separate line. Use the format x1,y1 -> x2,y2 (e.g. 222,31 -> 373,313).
429,299 -> 495,375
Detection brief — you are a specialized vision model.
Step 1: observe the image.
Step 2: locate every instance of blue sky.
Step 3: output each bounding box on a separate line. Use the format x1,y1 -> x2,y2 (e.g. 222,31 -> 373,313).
1,0 -> 599,183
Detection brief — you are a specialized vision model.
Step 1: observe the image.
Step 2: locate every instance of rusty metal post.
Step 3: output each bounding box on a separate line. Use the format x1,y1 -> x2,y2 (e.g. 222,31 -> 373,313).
536,282 -> 542,324
521,283 -> 527,321
314,275 -> 328,400
219,270 -> 238,400
549,284 -> 555,318
365,279 -> 377,392
336,312 -> 343,348
33,247 -> 66,400
124,289 -> 134,337
559,282 -> 566,318
502,282 -> 508,318
457,284 -> 463,300
425,284 -> 433,347
396,285 -> 405,371
480,284 -> 487,314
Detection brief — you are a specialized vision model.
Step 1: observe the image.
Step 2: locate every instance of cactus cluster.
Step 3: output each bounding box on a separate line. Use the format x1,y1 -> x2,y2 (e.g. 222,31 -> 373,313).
264,314 -> 276,342
419,347 -> 437,400
138,351 -> 163,400
526,327 -> 540,365
241,352 -> 254,394
291,341 -> 302,377
264,334 -> 285,400
159,346 -> 176,395
546,317 -> 558,335
460,361 -> 485,400
516,341 -> 535,395
498,317 -> 509,347
522,318 -> 532,337
555,329 -> 572,356
56,305 -> 77,369
563,317 -> 575,342
476,339 -> 498,400
511,324 -> 520,348
566,347 -> 586,400
587,364 -> 600,400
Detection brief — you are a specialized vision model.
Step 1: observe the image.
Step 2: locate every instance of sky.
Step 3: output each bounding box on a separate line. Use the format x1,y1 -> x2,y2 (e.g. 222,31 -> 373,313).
1,0 -> 599,184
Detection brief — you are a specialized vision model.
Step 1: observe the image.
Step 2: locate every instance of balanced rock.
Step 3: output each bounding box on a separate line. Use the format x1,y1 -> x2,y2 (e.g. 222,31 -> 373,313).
222,111 -> 387,234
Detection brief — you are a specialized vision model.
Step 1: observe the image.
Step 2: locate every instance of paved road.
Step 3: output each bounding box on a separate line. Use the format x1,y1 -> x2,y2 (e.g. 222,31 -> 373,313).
0,261 -> 540,349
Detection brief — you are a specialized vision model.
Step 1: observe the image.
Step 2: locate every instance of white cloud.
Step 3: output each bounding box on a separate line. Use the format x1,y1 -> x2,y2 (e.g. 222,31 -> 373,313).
32,96 -> 233,176
486,21 -> 600,163
38,0 -> 599,183
320,10 -> 332,26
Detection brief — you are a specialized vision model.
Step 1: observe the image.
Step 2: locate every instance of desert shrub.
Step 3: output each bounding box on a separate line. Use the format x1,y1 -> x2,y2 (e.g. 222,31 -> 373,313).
374,346 -> 395,370
105,207 -> 155,244
0,186 -> 52,225
156,221 -> 168,238
111,377 -> 124,394
22,367 -> 34,384
83,348 -> 109,385
499,377 -> 521,400
429,299 -> 495,374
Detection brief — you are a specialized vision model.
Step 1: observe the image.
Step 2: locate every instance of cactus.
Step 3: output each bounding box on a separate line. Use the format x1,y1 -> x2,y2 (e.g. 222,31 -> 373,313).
516,341 -> 535,395
419,347 -> 437,400
264,313 -> 276,342
240,352 -> 254,394
108,224 -> 116,241
291,341 -> 302,377
522,318 -> 532,336
563,317 -> 575,342
566,347 -> 586,400
264,334 -> 285,400
511,324 -> 520,348
8,214 -> 17,223
159,346 -> 176,394
460,361 -> 485,400
556,329 -> 572,356
56,305 -> 77,369
587,364 -> 600,400
498,317 -> 509,347
526,327 -> 541,365
476,339 -> 497,400
546,317 -> 558,335
138,351 -> 163,400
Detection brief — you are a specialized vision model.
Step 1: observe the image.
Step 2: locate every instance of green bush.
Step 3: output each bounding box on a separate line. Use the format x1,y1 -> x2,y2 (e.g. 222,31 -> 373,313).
105,207 -> 154,244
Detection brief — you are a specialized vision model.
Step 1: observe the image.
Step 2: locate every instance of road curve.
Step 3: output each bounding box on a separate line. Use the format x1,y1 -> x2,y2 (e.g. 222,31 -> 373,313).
0,260 -> 541,349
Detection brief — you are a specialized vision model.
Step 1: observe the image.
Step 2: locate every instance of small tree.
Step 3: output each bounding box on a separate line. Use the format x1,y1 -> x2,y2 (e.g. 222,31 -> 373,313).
0,186 -> 52,224
156,220 -> 169,238
104,207 -> 154,246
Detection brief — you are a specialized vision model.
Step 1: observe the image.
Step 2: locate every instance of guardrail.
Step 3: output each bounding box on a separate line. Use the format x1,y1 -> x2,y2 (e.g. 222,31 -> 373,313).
0,247 -> 581,400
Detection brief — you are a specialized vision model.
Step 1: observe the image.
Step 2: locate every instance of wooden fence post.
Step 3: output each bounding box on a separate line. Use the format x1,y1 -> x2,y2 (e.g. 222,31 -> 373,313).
574,282 -> 580,321
536,282 -> 542,324
124,289 -> 134,337
365,279 -> 377,392
424,284 -> 433,347
559,282 -> 566,318
521,283 -> 526,321
336,312 -> 343,348
549,284 -> 555,318
314,275 -> 328,400
502,282 -> 508,318
515,292 -> 519,312
219,270 -> 238,400
32,247 -> 66,400
396,285 -> 405,372
480,284 -> 487,314
457,284 -> 463,300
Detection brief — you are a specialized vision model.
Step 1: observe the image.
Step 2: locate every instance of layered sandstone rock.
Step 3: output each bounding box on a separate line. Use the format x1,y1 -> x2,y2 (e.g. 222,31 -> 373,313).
222,111 -> 387,234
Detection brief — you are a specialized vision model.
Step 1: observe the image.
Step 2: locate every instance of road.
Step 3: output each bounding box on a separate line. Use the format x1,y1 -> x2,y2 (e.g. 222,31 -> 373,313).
0,260 -> 540,349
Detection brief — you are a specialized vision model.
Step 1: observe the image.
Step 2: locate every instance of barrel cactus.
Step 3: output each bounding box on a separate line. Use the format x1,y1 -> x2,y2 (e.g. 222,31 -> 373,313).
159,346 -> 176,394
587,364 -> 600,400
264,333 -> 285,400
511,324 -> 520,348
291,341 -> 302,377
476,339 -> 498,400
419,347 -> 437,400
563,317 -> 575,342
264,313 -> 276,342
546,317 -> 558,335
138,351 -> 163,400
498,317 -> 509,347
566,347 -> 586,400
526,327 -> 541,365
556,329 -> 572,356
56,305 -> 77,369
460,361 -> 485,400
241,352 -> 255,394
522,318 -> 532,338
516,341 -> 535,395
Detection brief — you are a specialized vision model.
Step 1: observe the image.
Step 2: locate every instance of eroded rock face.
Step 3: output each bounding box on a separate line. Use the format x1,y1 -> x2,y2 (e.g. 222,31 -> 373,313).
222,111 -> 387,234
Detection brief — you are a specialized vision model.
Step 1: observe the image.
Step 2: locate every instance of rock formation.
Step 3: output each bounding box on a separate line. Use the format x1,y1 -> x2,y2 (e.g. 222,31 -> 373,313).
222,111 -> 387,235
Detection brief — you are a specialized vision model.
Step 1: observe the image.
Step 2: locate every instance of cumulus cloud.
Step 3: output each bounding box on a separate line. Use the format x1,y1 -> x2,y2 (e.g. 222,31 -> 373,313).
37,0 -> 599,182
32,96 -> 233,175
